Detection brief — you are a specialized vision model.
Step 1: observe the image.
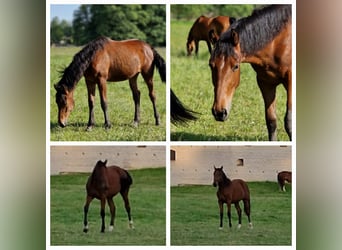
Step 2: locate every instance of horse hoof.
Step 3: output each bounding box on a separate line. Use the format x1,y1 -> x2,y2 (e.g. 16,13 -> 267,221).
218,227 -> 223,230
109,225 -> 114,232
83,228 -> 88,233
86,126 -> 93,132
104,123 -> 111,130
249,223 -> 253,229
129,220 -> 135,229
237,224 -> 242,229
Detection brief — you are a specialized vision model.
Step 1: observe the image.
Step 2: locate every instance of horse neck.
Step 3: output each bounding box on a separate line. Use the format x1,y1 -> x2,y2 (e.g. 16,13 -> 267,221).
218,173 -> 232,188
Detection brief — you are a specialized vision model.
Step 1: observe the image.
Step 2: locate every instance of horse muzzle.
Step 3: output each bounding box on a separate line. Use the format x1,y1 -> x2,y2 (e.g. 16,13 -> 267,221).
58,120 -> 66,128
212,108 -> 228,122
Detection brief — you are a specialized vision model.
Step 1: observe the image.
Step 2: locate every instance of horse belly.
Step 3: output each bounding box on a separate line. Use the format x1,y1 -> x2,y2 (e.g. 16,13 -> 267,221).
107,56 -> 142,82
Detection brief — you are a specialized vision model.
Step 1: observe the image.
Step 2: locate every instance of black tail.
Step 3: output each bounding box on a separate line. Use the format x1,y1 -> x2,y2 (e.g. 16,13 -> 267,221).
121,169 -> 133,191
151,47 -> 198,124
171,89 -> 198,124
152,48 -> 166,82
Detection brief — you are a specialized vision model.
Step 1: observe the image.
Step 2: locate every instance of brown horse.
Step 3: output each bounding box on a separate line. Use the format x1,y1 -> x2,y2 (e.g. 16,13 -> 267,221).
213,166 -> 252,230
277,171 -> 292,192
83,160 -> 133,233
54,36 -> 165,130
209,5 -> 292,141
186,15 -> 235,56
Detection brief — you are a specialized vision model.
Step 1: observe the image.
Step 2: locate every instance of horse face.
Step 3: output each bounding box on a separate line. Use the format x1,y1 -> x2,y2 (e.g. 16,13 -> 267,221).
209,53 -> 240,122
213,166 -> 224,187
186,40 -> 195,56
55,85 -> 74,127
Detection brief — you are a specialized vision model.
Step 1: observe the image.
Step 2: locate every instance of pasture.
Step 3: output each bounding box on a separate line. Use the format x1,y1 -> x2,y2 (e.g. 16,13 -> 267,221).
50,168 -> 166,245
171,182 -> 292,245
171,20 -> 289,141
50,46 -> 166,141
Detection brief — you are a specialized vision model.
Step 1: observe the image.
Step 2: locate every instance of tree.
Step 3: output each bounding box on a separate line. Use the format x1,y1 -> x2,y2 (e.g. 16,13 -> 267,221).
71,5 -> 166,46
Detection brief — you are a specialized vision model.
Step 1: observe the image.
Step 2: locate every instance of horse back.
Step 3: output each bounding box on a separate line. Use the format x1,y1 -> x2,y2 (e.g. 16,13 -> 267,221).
88,39 -> 153,82
189,16 -> 213,40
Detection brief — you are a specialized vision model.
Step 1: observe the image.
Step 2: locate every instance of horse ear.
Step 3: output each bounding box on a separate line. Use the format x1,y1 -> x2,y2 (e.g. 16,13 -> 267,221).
104,159 -> 107,165
220,166 -> 223,170
231,29 -> 239,46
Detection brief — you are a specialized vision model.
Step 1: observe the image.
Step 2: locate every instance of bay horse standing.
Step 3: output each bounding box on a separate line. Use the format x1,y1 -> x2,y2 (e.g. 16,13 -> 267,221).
186,15 -> 235,56
54,36 -> 165,130
209,5 -> 292,141
83,160 -> 133,233
277,171 -> 292,192
213,166 -> 252,230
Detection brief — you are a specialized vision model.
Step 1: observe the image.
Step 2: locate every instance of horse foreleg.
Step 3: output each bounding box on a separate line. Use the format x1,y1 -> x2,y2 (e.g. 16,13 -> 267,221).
100,198 -> 106,233
86,80 -> 96,131
227,202 -> 232,229
206,40 -> 212,54
195,40 -> 199,55
284,72 -> 292,141
218,201 -> 224,230
98,78 -> 111,129
83,195 -> 93,233
235,202 -> 242,229
121,189 -> 134,229
257,77 -> 277,141
106,198 -> 116,231
129,76 -> 141,127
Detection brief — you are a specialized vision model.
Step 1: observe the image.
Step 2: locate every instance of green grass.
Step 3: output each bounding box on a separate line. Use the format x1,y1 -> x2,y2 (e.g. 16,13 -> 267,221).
50,46 -> 166,141
50,168 -> 166,245
171,20 -> 289,141
171,182 -> 292,245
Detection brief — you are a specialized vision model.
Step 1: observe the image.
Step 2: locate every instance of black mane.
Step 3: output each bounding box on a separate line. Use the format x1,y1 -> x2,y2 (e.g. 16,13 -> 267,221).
56,36 -> 109,91
213,5 -> 291,58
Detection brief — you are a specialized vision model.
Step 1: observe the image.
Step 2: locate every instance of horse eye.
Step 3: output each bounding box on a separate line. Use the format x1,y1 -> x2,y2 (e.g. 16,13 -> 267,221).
232,64 -> 239,72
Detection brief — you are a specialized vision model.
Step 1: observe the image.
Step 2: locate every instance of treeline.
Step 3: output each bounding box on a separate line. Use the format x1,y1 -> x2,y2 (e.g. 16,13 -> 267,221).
51,5 -> 166,46
51,4 -> 262,46
171,4 -> 262,20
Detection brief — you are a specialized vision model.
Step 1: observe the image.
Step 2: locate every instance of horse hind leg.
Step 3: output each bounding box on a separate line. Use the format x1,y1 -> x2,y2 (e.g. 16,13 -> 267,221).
107,197 -> 116,232
142,73 -> 160,126
243,199 -> 253,229
121,189 -> 134,229
234,202 -> 242,229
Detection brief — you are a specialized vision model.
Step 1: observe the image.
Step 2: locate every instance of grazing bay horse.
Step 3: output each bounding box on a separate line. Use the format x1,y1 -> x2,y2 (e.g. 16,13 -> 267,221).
209,5 -> 292,141
186,15 -> 235,56
213,166 -> 252,230
54,36 -> 165,130
83,160 -> 133,233
277,171 -> 292,192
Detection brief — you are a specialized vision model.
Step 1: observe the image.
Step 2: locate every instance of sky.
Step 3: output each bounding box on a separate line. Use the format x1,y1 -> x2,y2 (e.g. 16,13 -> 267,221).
50,4 -> 80,22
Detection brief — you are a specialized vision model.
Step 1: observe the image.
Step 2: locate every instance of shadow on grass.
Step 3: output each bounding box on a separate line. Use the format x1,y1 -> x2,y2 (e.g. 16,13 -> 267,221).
171,132 -> 266,141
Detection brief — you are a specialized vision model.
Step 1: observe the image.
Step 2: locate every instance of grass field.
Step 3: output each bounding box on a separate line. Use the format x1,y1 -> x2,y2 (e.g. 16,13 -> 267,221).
171,182 -> 292,245
50,168 -> 166,245
170,20 -> 289,141
50,46 -> 166,141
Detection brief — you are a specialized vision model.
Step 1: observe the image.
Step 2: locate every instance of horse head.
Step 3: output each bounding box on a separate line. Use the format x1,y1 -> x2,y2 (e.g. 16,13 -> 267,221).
54,83 -> 75,127
209,28 -> 242,122
213,165 -> 224,187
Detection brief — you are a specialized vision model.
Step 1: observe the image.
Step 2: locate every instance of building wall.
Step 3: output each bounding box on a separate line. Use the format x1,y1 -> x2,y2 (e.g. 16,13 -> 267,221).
171,145 -> 291,186
50,146 -> 166,175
